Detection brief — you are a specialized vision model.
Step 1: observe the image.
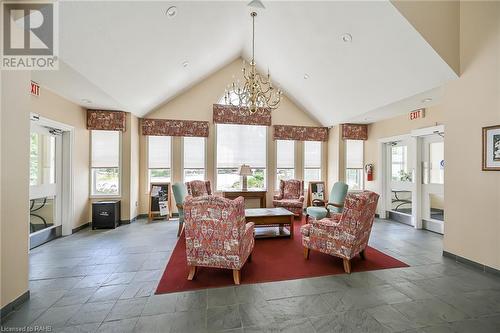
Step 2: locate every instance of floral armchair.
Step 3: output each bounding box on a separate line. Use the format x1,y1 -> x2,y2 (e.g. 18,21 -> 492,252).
273,179 -> 305,217
301,191 -> 379,273
186,180 -> 212,197
183,196 -> 255,285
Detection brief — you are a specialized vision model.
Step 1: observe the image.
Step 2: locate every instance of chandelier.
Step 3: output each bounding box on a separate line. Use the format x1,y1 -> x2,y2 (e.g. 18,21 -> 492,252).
223,11 -> 282,114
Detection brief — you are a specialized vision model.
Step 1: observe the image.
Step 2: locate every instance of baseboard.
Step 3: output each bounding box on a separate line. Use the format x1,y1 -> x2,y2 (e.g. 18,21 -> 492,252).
120,216 -> 138,224
72,222 -> 90,234
30,225 -> 62,249
0,290 -> 30,322
443,250 -> 500,277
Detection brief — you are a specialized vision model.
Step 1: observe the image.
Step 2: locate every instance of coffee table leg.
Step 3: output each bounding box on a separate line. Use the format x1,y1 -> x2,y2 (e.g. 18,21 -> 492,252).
290,215 -> 294,239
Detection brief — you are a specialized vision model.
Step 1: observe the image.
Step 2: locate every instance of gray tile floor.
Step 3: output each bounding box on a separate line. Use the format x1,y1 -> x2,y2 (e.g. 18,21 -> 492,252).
2,218 -> 500,332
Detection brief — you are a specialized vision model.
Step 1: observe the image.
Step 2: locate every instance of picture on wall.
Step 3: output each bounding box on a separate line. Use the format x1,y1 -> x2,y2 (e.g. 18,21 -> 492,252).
482,125 -> 500,171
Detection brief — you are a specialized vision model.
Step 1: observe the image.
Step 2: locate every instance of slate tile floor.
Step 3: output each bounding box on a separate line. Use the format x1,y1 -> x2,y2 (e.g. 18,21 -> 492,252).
2,218 -> 500,333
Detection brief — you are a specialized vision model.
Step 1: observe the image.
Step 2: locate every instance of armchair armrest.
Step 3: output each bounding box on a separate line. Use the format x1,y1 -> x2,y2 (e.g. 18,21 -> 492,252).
298,195 -> 305,203
310,215 -> 341,234
273,194 -> 283,200
326,202 -> 343,212
176,203 -> 183,210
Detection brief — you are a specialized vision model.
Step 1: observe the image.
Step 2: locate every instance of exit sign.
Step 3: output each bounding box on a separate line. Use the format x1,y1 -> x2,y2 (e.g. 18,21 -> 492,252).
30,81 -> 40,96
409,108 -> 425,120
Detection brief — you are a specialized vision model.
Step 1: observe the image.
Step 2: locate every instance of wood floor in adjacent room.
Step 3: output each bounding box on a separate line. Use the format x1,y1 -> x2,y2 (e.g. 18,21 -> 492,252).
2,218 -> 500,332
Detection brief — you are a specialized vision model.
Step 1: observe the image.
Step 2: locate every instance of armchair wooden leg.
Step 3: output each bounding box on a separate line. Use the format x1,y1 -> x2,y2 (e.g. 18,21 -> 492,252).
304,247 -> 310,259
233,270 -> 241,285
343,259 -> 351,274
360,249 -> 366,260
177,221 -> 184,237
187,266 -> 196,280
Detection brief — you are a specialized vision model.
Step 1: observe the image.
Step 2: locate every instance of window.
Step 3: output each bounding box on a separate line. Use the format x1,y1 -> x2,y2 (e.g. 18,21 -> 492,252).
391,145 -> 411,181
183,137 -> 205,182
304,141 -> 321,188
91,130 -> 120,196
276,140 -> 295,187
345,139 -> 364,190
148,136 -> 171,184
216,124 -> 267,190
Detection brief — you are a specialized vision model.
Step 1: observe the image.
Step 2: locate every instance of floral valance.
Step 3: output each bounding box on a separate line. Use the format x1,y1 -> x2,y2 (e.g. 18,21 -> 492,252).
141,118 -> 209,137
342,124 -> 368,140
87,110 -> 126,131
273,125 -> 329,142
213,104 -> 271,126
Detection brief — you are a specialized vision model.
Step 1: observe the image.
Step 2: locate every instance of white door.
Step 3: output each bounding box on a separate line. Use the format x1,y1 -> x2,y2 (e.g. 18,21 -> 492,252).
386,139 -> 414,225
421,134 -> 445,234
29,124 -> 62,234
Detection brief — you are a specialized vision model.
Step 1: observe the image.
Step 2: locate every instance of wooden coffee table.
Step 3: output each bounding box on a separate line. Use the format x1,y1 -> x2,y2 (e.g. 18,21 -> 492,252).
245,207 -> 295,239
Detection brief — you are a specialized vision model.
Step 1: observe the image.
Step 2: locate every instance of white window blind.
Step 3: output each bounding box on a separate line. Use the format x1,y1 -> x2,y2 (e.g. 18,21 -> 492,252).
184,137 -> 205,169
216,124 -> 266,168
276,140 -> 294,168
345,139 -> 364,168
91,130 -> 120,168
304,141 -> 321,168
148,136 -> 171,168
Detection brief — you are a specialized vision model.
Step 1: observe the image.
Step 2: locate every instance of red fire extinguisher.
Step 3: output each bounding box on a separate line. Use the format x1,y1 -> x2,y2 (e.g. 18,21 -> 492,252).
365,164 -> 374,181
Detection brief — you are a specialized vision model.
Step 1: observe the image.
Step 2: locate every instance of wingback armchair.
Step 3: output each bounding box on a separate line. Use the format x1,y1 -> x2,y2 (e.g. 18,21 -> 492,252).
186,180 -> 212,197
301,191 -> 379,273
183,196 -> 255,284
273,179 -> 305,217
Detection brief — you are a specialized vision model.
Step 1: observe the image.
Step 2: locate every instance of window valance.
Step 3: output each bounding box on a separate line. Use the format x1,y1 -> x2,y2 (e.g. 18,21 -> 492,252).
141,118 -> 209,137
87,110 -> 126,131
213,104 -> 271,126
342,124 -> 368,140
273,125 -> 328,142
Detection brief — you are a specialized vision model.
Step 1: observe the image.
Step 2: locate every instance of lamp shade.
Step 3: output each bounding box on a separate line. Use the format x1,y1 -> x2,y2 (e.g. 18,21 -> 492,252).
238,164 -> 253,176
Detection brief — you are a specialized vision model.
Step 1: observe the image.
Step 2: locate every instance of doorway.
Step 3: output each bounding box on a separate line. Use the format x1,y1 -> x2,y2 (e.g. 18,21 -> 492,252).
420,133 -> 445,233
29,115 -> 74,248
379,125 -> 445,234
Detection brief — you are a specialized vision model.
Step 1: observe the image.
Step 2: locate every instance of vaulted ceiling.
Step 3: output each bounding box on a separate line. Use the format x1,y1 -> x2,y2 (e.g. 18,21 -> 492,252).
33,1 -> 457,126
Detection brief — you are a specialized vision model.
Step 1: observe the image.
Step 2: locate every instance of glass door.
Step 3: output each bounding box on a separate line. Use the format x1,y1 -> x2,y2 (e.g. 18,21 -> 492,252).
387,140 -> 413,225
421,134 -> 445,233
29,124 -> 62,237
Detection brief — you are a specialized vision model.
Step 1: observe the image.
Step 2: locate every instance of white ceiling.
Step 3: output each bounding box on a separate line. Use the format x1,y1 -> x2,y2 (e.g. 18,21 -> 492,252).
33,1 -> 457,126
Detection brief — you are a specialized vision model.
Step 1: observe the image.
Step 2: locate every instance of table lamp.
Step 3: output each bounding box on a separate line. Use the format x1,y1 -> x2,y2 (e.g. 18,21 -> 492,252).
238,164 -> 253,191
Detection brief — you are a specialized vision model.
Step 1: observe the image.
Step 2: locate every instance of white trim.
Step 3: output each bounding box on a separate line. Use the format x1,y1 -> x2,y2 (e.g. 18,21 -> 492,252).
30,114 -> 74,236
411,125 -> 445,138
377,134 -> 411,144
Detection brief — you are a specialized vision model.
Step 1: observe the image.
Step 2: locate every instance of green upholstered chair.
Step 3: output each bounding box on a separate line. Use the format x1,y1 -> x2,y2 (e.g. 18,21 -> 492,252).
306,182 -> 349,222
172,182 -> 188,237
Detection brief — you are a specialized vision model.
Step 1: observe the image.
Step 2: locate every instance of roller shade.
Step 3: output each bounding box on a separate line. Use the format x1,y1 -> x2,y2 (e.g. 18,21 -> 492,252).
148,136 -> 171,168
304,141 -> 321,168
91,130 -> 120,168
184,137 -> 205,169
277,140 -> 294,168
346,139 -> 364,168
216,124 -> 266,168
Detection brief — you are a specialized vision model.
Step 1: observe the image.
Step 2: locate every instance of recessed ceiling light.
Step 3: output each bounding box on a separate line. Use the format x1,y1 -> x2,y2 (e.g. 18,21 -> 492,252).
341,33 -> 353,43
303,73 -> 310,80
182,61 -> 189,68
422,98 -> 433,103
81,99 -> 92,104
165,6 -> 177,17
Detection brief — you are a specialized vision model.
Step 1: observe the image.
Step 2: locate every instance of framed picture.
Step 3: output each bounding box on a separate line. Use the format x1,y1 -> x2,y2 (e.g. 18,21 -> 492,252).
482,125 -> 500,171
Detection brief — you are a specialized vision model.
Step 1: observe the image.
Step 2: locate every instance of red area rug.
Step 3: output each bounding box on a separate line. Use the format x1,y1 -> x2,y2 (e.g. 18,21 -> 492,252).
156,218 -> 408,294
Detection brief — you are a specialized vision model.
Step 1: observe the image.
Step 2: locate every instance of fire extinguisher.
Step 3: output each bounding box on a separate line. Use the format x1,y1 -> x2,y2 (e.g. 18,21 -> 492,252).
365,164 -> 374,181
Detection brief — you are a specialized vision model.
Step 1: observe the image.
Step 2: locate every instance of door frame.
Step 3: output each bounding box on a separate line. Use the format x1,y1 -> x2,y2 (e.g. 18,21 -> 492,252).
30,113 -> 74,237
378,125 -> 444,230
